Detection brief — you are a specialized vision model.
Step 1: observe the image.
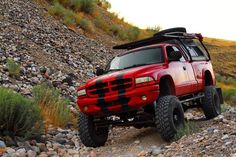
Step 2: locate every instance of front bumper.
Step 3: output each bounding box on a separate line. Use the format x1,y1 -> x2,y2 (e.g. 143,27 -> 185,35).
77,84 -> 159,115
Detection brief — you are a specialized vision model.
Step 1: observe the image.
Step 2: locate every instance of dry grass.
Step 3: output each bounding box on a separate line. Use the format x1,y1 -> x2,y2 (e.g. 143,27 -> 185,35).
32,84 -> 72,131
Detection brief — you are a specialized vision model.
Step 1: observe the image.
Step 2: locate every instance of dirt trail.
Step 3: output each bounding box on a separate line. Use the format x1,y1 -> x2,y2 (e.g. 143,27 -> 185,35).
87,127 -> 166,157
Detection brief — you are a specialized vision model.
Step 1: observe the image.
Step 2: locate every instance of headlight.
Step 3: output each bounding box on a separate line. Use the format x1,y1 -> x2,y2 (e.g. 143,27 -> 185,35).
77,89 -> 86,96
135,76 -> 154,84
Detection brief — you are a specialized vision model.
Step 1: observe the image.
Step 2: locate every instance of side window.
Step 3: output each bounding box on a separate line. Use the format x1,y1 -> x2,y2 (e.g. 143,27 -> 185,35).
171,46 -> 186,62
183,39 -> 209,61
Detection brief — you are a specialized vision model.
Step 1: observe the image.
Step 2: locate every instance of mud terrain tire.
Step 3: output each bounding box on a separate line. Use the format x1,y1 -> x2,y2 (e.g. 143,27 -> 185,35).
78,112 -> 108,147
155,96 -> 184,141
202,86 -> 221,119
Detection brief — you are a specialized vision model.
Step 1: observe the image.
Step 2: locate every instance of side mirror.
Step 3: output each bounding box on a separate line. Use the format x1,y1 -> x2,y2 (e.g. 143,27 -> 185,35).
168,51 -> 182,61
95,67 -> 104,76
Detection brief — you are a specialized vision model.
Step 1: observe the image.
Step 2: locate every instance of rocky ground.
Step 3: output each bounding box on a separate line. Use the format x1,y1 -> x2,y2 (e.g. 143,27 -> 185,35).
0,107 -> 236,157
0,0 -> 236,157
0,0 -> 115,106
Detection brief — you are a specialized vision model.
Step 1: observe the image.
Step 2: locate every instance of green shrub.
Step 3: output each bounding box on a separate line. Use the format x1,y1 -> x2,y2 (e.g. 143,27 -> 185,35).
48,1 -> 65,17
96,0 -> 111,10
118,29 -> 128,40
223,88 -> 236,105
0,87 -> 42,138
94,16 -> 109,32
63,9 -> 76,26
6,59 -> 20,77
32,84 -> 71,128
78,0 -> 96,14
126,26 -> 140,41
68,0 -> 81,11
49,2 -> 76,26
146,26 -> 161,35
79,18 -> 93,31
175,121 -> 199,140
109,24 -> 120,36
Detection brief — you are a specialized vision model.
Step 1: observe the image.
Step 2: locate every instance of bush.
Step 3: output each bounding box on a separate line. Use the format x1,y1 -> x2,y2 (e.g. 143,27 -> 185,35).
6,59 -> 20,77
175,121 -> 199,140
146,26 -> 161,35
68,0 -> 81,11
0,87 -> 42,138
126,26 -> 140,41
63,9 -> 76,26
94,16 -> 109,32
79,18 -> 93,32
32,84 -> 71,128
96,0 -> 111,10
223,88 -> 236,105
78,0 -> 96,14
48,2 -> 65,17
109,24 -> 120,36
49,2 -> 76,26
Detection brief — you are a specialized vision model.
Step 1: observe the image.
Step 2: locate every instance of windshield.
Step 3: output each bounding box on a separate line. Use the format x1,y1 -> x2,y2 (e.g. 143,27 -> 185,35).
106,47 -> 164,71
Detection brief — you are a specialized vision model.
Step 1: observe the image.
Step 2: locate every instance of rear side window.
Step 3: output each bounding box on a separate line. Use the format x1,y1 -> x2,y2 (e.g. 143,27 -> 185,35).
183,39 -> 209,61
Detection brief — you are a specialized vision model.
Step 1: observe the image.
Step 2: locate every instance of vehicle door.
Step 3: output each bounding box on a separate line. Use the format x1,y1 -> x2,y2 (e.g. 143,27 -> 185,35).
166,45 -> 195,95
183,39 -> 211,91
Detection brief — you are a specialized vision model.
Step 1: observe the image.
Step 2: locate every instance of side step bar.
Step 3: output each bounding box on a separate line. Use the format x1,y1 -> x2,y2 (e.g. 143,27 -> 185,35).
180,87 -> 224,104
180,94 -> 204,104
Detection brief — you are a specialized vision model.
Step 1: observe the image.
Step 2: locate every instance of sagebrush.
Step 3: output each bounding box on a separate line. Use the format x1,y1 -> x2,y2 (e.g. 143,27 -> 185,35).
0,87 -> 43,138
7,59 -> 20,77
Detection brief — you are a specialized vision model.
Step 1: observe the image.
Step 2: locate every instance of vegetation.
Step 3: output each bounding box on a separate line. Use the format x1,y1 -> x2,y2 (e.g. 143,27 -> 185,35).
175,121 -> 199,140
6,59 -> 20,77
32,84 -> 71,129
205,40 -> 236,79
94,16 -> 109,32
0,87 -> 42,138
215,74 -> 236,106
47,0 -> 160,41
96,0 -> 111,10
79,18 -> 93,32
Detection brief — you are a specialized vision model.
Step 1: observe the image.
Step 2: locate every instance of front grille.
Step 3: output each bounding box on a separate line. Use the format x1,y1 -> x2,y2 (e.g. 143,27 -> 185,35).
110,78 -> 132,91
87,78 -> 133,96
88,82 -> 109,95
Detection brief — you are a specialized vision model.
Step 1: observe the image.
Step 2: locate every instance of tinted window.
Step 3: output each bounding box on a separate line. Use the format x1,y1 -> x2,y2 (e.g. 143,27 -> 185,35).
107,47 -> 164,70
183,39 -> 209,60
166,46 -> 186,61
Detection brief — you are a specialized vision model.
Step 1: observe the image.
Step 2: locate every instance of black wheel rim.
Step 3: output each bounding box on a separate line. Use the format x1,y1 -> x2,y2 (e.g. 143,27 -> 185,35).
173,108 -> 183,130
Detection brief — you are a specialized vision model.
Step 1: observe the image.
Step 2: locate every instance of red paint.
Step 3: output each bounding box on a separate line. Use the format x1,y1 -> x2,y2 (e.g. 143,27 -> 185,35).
77,43 -> 215,115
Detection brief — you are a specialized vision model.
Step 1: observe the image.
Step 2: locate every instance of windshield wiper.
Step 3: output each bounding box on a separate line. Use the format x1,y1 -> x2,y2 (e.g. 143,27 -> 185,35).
107,69 -> 122,72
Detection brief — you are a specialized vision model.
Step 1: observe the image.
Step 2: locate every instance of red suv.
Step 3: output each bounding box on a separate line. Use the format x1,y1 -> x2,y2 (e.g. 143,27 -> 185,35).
77,28 -> 223,147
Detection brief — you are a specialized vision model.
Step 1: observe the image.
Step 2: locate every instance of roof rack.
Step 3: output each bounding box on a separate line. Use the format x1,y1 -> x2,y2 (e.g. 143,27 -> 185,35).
113,27 -> 199,50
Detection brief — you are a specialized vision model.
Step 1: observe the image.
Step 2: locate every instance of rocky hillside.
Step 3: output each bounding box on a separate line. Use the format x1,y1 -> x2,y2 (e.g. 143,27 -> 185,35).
0,0 -> 236,157
0,0 -> 116,104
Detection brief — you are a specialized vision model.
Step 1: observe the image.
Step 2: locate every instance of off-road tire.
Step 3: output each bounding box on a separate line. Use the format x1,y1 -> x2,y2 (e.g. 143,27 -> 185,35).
202,86 -> 221,119
78,112 -> 109,147
155,96 -> 185,141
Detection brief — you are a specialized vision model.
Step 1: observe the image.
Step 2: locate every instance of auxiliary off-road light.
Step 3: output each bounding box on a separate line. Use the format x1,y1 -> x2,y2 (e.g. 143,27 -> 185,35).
142,95 -> 147,101
135,76 -> 155,87
77,89 -> 86,96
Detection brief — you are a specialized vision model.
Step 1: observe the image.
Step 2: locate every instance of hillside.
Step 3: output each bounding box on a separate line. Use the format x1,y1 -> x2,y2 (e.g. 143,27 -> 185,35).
204,38 -> 236,78
0,0 -> 236,157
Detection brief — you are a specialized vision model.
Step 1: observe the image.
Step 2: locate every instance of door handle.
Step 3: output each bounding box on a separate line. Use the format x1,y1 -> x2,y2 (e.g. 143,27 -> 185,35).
183,66 -> 186,70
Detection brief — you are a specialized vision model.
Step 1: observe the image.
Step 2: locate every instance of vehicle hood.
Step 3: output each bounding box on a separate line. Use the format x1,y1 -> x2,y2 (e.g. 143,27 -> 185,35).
86,64 -> 165,86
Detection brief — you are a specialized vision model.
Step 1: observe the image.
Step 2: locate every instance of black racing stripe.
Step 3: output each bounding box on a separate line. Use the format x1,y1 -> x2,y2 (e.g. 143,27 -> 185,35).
96,79 -> 107,111
116,73 -> 130,110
